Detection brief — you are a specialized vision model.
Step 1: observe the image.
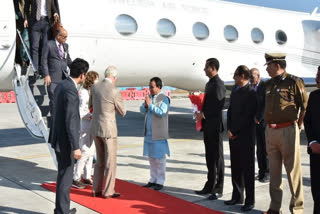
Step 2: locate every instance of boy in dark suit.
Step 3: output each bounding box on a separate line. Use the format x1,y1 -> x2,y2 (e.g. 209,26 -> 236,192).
49,58 -> 89,214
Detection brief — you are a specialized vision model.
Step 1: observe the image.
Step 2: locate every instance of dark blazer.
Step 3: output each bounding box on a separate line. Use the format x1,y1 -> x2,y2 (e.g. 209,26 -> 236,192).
227,84 -> 257,136
202,75 -> 226,131
49,77 -> 80,154
304,89 -> 320,154
254,80 -> 266,122
24,0 -> 58,26
42,40 -> 72,83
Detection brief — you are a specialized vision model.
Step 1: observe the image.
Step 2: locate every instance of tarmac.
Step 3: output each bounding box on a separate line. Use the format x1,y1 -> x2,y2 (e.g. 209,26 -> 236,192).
0,98 -> 313,214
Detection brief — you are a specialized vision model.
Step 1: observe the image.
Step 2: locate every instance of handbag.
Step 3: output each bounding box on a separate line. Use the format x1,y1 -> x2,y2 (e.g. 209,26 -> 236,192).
20,28 -> 30,63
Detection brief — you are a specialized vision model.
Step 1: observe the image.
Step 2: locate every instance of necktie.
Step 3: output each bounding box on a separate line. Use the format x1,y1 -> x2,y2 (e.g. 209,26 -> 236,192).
36,0 -> 41,21
58,44 -> 64,59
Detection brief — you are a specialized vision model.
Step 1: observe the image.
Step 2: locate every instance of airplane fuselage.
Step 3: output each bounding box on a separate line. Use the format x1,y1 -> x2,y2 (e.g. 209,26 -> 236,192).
1,0 -> 320,91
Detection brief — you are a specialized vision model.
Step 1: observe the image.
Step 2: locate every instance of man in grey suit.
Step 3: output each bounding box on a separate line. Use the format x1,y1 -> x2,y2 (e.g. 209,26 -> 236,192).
24,0 -> 60,75
42,27 -> 72,114
89,66 -> 126,198
49,58 -> 89,214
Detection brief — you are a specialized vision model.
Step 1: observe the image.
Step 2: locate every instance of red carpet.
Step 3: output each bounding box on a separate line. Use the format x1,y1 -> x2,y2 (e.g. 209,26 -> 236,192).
41,179 -> 223,214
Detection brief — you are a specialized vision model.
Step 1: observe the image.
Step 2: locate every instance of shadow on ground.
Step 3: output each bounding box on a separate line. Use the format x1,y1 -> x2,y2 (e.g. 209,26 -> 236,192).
0,128 -> 43,147
0,156 -> 56,192
0,206 -> 44,214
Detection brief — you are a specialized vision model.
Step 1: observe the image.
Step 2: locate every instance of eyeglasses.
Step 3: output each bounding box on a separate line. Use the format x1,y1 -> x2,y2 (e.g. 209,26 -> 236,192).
59,34 -> 68,39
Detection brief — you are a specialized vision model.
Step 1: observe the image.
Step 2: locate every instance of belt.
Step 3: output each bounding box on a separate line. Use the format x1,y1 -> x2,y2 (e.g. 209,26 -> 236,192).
268,121 -> 295,129
40,16 -> 48,20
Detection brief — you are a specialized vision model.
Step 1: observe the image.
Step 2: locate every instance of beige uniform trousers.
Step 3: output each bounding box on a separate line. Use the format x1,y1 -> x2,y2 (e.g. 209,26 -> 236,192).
93,136 -> 118,197
265,123 -> 304,214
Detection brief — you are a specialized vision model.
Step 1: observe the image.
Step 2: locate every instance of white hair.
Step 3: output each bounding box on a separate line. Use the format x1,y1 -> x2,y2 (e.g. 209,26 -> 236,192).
104,66 -> 118,78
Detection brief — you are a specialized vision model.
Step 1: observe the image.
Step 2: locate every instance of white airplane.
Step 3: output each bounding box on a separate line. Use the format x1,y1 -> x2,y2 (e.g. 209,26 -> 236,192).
0,0 -> 320,143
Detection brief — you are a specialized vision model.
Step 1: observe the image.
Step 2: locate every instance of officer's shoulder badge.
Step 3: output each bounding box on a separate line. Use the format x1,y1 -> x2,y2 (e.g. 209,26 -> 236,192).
286,73 -> 302,83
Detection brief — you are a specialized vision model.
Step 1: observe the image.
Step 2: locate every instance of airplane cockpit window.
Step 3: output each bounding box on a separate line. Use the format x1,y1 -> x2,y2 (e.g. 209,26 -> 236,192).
251,28 -> 264,44
224,25 -> 238,42
275,30 -> 287,45
157,18 -> 176,38
193,22 -> 209,40
115,14 -> 138,36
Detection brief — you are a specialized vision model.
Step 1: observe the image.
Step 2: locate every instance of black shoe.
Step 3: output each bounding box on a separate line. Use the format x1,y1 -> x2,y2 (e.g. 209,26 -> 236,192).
259,175 -> 270,183
111,192 -> 120,198
154,184 -> 163,191
224,199 -> 243,205
103,192 -> 121,199
69,208 -> 77,214
33,72 -> 41,81
241,204 -> 254,212
195,189 -> 211,195
143,182 -> 155,188
207,194 -> 218,200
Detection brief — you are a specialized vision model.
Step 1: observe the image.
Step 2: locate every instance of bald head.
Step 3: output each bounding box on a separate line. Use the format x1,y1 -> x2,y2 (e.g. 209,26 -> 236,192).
56,27 -> 68,44
249,68 -> 260,85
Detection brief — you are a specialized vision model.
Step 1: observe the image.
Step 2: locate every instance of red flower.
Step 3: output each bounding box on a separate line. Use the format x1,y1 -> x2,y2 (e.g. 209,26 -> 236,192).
188,93 -> 206,131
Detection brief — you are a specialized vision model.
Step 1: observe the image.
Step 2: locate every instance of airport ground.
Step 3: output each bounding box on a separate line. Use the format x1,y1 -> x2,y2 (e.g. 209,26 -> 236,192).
0,98 -> 313,214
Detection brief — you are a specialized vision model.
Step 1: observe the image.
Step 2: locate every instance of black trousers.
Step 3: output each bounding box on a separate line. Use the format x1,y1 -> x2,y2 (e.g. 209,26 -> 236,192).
55,151 -> 74,214
310,154 -> 320,214
255,122 -> 269,177
203,127 -> 224,194
229,130 -> 255,205
48,83 -> 58,116
30,18 -> 50,74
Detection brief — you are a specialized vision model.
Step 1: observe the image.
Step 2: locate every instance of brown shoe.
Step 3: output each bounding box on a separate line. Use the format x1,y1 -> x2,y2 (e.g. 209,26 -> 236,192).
83,178 -> 93,185
72,180 -> 86,189
262,209 -> 282,214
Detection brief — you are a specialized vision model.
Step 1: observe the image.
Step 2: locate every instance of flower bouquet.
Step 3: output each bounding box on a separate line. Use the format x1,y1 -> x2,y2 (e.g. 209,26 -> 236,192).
188,93 -> 206,131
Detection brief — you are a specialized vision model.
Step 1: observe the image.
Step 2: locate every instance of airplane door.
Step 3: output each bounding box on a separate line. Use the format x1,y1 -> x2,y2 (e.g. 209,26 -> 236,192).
0,1 -> 16,73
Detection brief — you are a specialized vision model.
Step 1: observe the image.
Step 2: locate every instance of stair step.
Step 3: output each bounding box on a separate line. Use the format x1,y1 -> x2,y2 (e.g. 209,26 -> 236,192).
39,105 -> 50,117
30,84 -> 47,96
34,95 -> 50,106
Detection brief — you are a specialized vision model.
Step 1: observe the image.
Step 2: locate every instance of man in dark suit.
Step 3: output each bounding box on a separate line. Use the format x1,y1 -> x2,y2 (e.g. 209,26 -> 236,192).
304,67 -> 320,214
24,0 -> 60,75
49,58 -> 89,214
249,68 -> 269,182
42,27 -> 72,114
195,58 -> 226,200
225,65 -> 257,212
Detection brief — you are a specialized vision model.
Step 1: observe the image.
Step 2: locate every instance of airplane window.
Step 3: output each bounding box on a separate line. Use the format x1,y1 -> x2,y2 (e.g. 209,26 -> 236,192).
276,30 -> 287,45
224,25 -> 238,42
193,22 -> 209,40
157,18 -> 176,38
251,28 -> 264,44
115,14 -> 138,36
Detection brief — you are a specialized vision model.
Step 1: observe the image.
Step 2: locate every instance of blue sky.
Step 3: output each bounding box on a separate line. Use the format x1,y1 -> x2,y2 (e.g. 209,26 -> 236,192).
222,0 -> 319,13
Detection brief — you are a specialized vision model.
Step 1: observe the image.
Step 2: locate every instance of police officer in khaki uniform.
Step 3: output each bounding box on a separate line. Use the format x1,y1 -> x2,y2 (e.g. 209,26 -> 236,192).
262,53 -> 308,214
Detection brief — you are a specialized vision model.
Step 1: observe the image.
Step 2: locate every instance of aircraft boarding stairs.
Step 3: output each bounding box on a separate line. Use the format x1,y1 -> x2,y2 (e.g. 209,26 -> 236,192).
12,30 -> 57,167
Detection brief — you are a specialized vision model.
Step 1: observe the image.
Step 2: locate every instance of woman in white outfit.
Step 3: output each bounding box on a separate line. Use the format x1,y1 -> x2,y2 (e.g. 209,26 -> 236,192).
73,71 -> 99,188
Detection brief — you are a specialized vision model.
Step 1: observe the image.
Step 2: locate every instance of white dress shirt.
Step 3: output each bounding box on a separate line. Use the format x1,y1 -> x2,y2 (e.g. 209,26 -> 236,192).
41,0 -> 48,16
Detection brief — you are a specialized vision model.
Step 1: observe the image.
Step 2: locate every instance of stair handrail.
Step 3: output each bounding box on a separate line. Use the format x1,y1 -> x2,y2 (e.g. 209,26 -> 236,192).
16,29 -> 37,77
